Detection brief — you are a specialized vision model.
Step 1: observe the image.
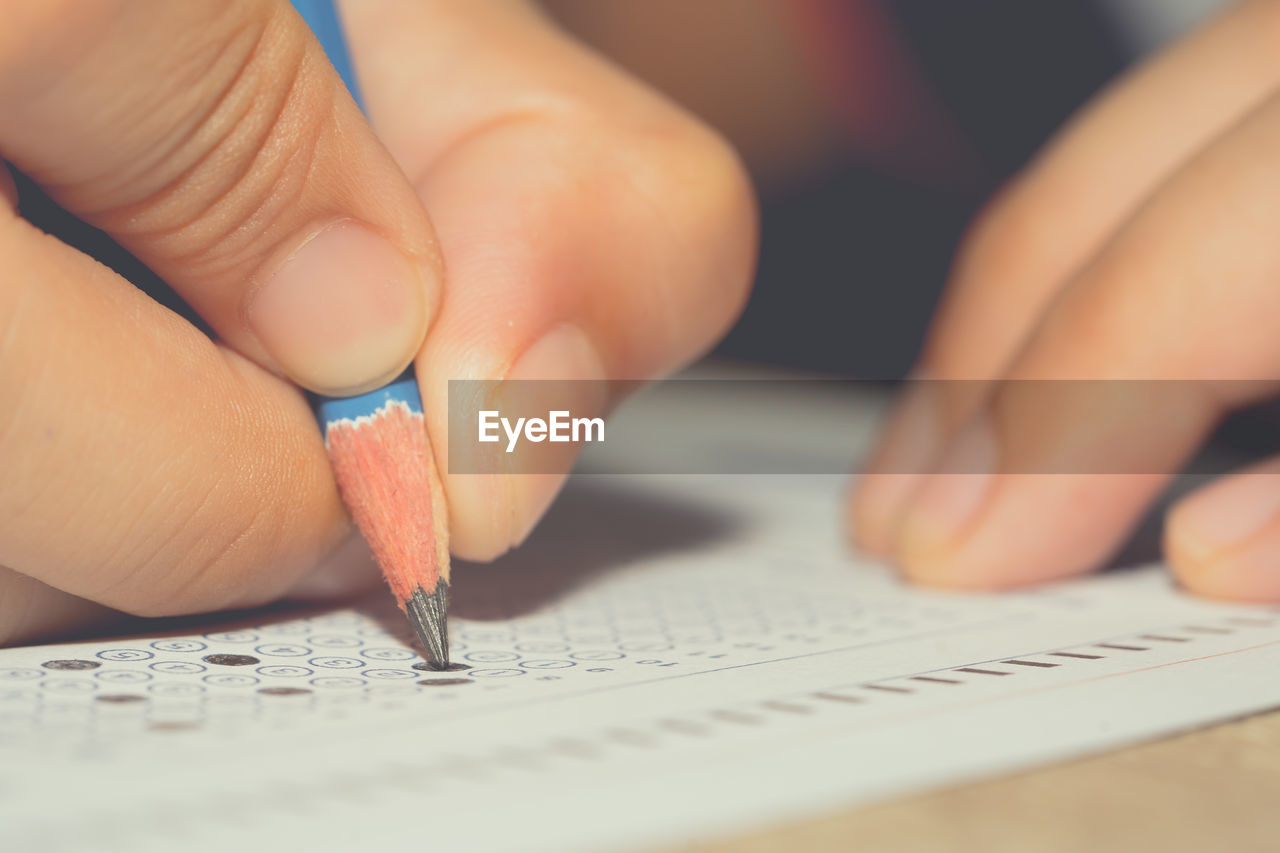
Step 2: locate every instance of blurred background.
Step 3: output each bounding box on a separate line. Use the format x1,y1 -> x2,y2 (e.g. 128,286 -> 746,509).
542,0 -> 1230,379
12,0 -> 1233,382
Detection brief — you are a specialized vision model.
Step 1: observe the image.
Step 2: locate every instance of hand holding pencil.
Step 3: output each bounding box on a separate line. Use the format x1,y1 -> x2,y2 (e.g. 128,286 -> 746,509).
0,0 -> 755,646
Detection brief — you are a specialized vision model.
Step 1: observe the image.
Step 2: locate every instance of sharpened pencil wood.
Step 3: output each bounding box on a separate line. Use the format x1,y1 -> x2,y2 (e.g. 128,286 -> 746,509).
316,373 -> 452,671
407,584 -> 450,670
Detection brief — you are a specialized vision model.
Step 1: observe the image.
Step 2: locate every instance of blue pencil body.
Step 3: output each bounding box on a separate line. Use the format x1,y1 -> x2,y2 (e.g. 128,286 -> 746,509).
314,374 -> 424,429
291,0 -> 424,427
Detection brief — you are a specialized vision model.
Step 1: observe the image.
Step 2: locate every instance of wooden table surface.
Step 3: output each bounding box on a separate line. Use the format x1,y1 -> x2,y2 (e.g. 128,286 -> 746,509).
683,708 -> 1280,853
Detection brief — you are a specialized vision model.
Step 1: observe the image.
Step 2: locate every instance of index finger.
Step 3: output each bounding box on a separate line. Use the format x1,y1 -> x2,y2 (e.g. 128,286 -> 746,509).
890,90 -> 1280,589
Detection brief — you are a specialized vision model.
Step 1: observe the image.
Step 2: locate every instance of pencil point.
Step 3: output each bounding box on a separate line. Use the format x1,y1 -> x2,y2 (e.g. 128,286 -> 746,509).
406,584 -> 450,669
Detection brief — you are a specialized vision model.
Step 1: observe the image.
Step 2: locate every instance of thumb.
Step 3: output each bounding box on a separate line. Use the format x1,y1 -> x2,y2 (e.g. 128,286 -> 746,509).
0,0 -> 440,395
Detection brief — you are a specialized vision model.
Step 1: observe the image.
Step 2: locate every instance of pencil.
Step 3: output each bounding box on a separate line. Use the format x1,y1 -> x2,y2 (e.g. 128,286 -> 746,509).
292,0 -> 452,668
315,377 -> 451,667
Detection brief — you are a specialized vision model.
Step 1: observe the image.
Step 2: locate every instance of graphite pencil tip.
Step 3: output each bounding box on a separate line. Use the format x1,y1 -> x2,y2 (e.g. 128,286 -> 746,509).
406,583 -> 450,669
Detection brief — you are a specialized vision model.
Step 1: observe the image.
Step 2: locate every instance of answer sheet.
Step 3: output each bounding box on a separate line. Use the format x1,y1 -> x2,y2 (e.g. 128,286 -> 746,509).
4,381 -> 1280,852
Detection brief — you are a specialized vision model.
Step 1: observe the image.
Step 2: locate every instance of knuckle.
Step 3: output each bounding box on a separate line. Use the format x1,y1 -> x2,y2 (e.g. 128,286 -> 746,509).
89,2 -> 330,283
608,112 -> 759,357
950,181 -> 1044,292
478,93 -> 758,372
671,125 -> 758,284
627,115 -> 757,268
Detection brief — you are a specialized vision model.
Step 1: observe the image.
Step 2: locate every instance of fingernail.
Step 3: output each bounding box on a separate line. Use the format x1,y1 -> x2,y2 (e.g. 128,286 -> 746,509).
849,377 -> 942,556
249,221 -> 430,396
502,324 -> 608,547
895,414 -> 997,570
1169,463 -> 1280,567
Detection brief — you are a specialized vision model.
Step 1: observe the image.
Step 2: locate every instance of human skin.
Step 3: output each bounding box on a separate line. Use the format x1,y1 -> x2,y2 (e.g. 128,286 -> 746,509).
0,0 -> 757,644
850,0 -> 1280,602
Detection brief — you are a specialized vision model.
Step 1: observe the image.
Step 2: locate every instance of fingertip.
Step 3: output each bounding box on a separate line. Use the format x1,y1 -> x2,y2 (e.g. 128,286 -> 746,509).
844,481 -> 882,556
444,474 -> 516,563
445,325 -> 606,561
248,221 -> 433,397
891,496 -> 984,590
897,558 -> 1008,592
1163,491 -> 1224,588
1166,547 -> 1280,603
848,474 -> 919,558
1165,460 -> 1280,602
892,413 -> 998,574
894,548 -> 962,589
895,472 -> 1143,593
893,512 -> 991,591
848,381 -> 943,559
0,569 -> 120,647
444,473 -> 565,564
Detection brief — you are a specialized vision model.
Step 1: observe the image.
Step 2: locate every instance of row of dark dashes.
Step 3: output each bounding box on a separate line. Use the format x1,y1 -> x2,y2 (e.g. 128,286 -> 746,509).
553,615 -> 1280,756
788,614 -> 1279,711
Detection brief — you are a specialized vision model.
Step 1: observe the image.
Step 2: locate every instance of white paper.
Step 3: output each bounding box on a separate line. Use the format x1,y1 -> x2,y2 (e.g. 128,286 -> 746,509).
3,380 -> 1278,852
